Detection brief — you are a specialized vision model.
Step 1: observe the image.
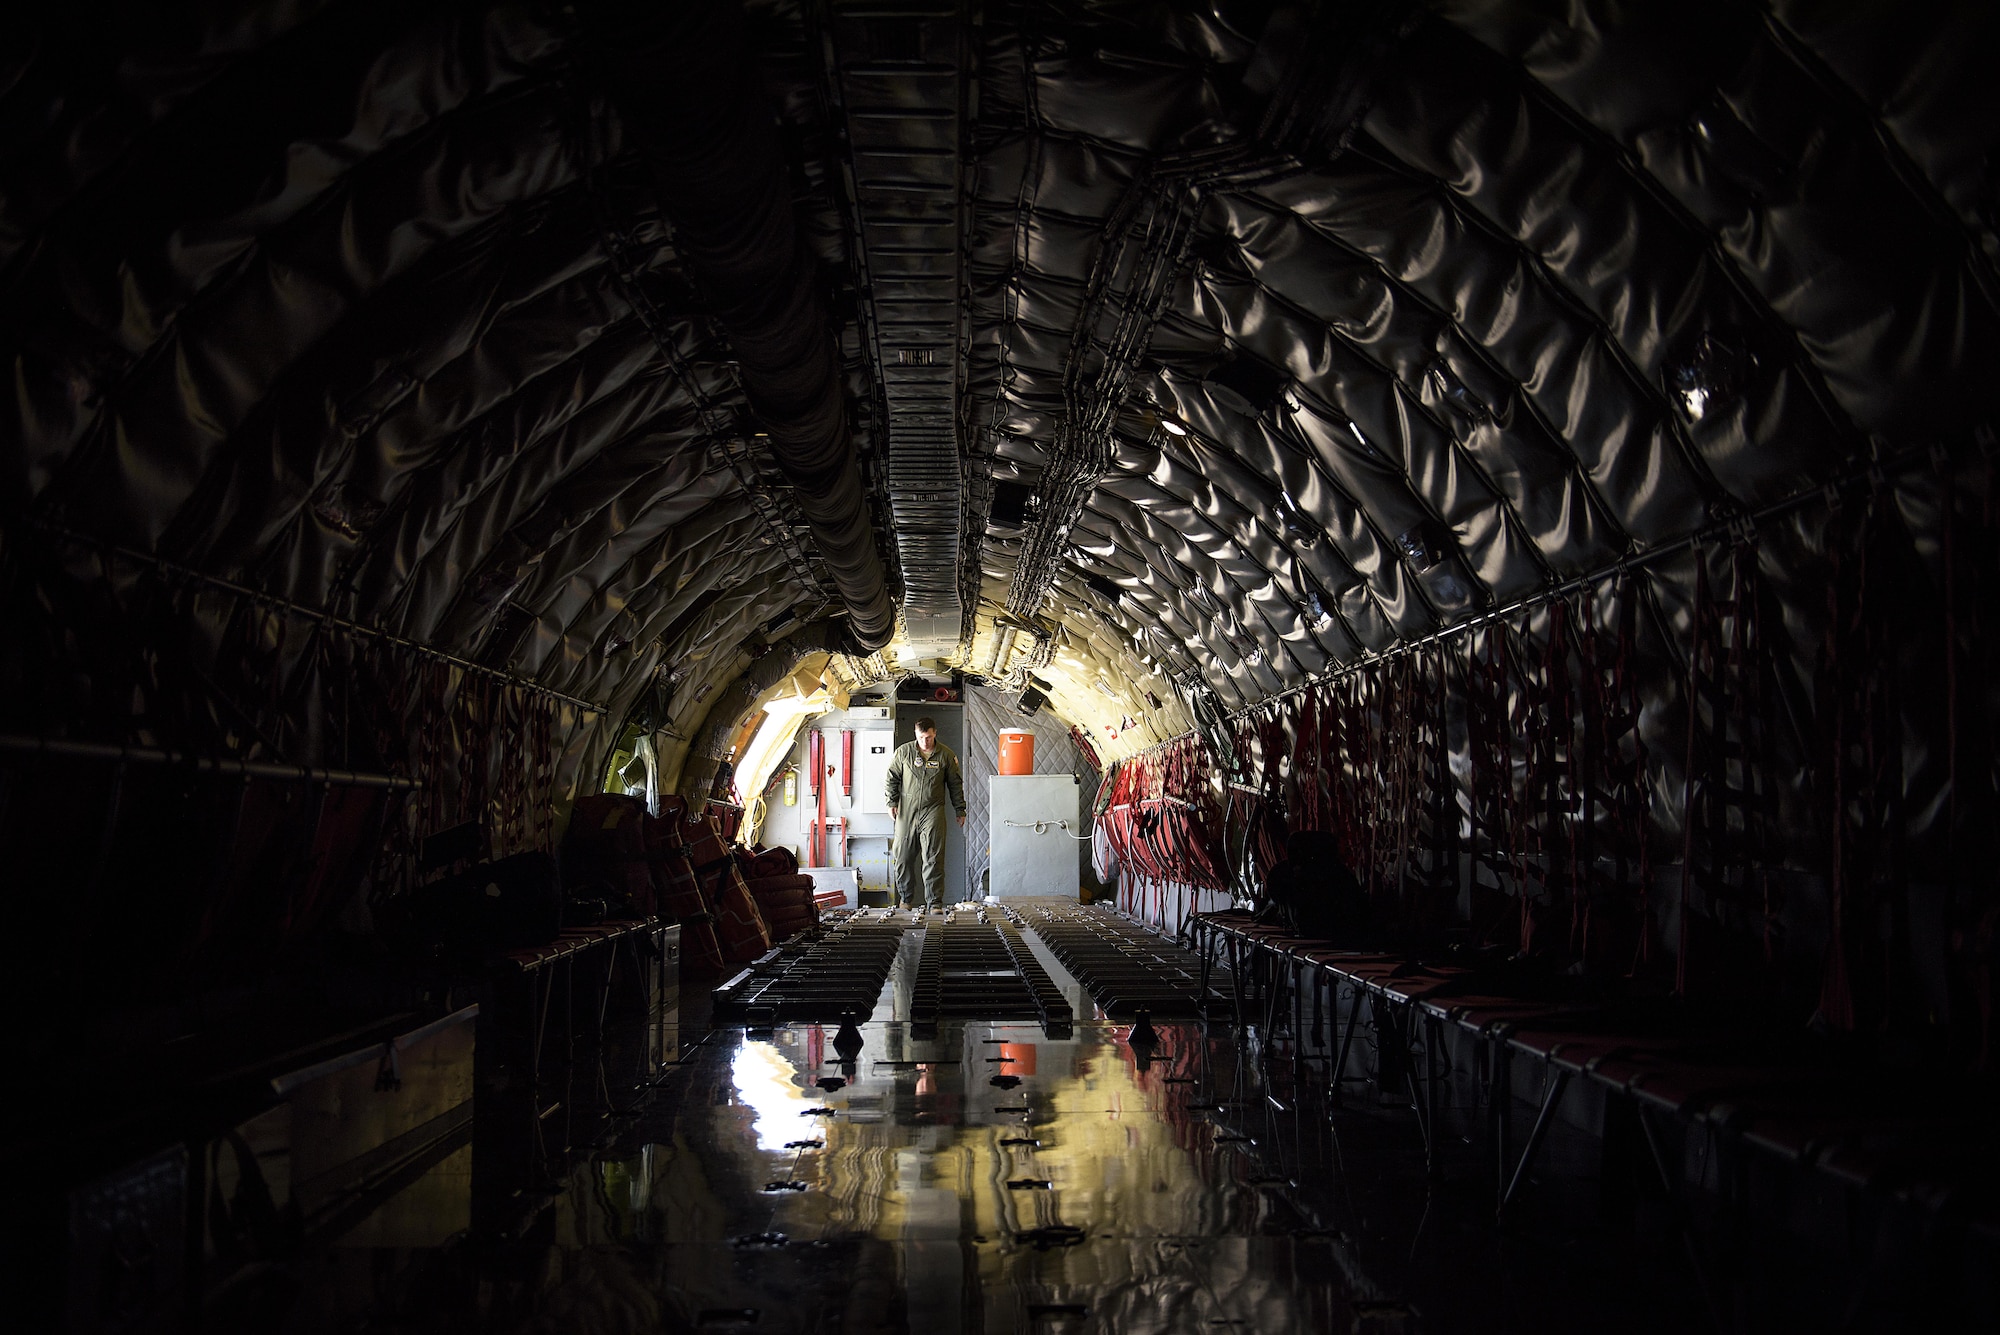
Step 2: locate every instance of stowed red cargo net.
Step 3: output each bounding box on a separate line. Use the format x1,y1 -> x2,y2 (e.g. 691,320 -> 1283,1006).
1098,732 -> 1228,929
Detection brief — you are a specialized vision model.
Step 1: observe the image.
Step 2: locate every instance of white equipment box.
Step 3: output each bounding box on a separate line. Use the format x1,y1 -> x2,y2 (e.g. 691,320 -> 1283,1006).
988,775 -> 1079,900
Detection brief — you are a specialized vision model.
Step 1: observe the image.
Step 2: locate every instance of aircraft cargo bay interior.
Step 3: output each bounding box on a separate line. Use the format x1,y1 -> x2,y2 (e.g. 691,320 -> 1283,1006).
2,2 -> 1997,1331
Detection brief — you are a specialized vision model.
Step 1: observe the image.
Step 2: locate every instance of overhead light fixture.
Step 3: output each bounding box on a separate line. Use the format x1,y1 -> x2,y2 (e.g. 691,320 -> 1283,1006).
1347,419 -> 1380,458
1159,419 -> 1188,437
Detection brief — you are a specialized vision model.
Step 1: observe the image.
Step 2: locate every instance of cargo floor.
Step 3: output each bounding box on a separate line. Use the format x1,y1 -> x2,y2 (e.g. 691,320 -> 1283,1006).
294,903 -> 1715,1333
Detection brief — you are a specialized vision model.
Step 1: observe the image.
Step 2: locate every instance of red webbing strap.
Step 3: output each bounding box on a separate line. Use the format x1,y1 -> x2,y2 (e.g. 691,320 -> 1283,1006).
1553,600 -> 1580,951
1817,525 -> 1852,1027
1972,458 -> 1996,1068
1355,670 -> 1379,897
1577,574 -> 1650,973
807,729 -> 824,866
365,637 -> 420,899
1322,679 -> 1350,855
455,671 -> 478,838
1296,684 -> 1323,832
494,684 -> 521,855
1728,541 -> 1778,963
1677,555 -> 1711,996
1816,488 -> 1900,1030
531,692 -> 555,850
1413,644 -> 1458,928
1508,618 -> 1554,954
1619,582 -> 1652,976
1383,657 -> 1410,911
1508,598 -> 1574,955
1940,463 -> 1958,900
1678,534 -> 1778,994
1254,705 -> 1287,882
1575,592 -> 1602,964
815,749 -> 828,868
413,657 -> 441,845
1463,628 -> 1509,943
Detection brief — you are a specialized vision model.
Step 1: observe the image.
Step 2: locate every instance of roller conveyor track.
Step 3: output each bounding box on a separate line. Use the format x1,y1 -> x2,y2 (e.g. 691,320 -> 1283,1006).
1022,901 -> 1232,1021
711,911 -> 911,1023
910,908 -> 1073,1039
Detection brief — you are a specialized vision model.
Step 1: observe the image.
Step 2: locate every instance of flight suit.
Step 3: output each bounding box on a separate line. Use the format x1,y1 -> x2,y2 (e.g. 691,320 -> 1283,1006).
884,739 -> 967,908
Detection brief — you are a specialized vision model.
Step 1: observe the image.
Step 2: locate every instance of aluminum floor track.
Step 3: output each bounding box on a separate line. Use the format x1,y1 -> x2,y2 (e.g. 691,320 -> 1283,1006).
909,906 -> 1073,1038
1018,900 -> 1233,1021
710,911 -> 911,1024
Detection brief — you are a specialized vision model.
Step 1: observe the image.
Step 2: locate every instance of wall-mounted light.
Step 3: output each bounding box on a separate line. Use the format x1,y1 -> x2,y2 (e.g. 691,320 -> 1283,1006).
1396,524 -> 1443,574
1302,589 -> 1335,632
1666,329 -> 1756,425
602,608 -> 640,655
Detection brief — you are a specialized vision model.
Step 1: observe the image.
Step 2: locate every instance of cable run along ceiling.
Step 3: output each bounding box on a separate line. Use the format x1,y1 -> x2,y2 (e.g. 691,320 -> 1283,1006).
814,1 -> 972,654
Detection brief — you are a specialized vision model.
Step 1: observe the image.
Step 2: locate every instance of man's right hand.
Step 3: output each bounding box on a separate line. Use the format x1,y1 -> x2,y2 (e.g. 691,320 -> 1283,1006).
888,805 -> 898,819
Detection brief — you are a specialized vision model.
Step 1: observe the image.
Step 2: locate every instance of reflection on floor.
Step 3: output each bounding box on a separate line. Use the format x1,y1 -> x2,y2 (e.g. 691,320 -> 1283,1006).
256,905 -> 1748,1334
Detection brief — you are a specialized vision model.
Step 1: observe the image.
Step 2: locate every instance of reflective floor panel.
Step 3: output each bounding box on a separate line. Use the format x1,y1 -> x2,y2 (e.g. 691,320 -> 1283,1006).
287,914 -> 1716,1333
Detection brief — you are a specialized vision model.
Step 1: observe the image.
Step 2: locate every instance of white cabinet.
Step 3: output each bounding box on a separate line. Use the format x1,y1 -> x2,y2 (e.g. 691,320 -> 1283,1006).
854,733 -> 894,814
989,775 -> 1080,899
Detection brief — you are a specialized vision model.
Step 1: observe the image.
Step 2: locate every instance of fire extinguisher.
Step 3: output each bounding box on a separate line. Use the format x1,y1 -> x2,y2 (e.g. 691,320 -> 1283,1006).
783,769 -> 798,807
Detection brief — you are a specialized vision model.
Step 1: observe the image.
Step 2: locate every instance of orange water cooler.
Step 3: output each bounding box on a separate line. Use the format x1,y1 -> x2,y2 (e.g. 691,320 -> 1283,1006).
998,729 -> 1035,775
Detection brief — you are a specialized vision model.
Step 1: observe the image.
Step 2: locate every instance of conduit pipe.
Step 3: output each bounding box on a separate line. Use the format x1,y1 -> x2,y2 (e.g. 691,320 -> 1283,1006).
0,735 -> 423,791
584,0 -> 897,649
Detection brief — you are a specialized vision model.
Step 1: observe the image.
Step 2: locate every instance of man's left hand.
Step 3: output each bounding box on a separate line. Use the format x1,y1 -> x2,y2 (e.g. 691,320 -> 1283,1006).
956,814 -> 966,828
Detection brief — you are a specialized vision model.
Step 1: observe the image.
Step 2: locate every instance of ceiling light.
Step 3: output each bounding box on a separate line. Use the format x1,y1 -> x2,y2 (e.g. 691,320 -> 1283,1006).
1159,419 -> 1187,437
1347,419 -> 1379,457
